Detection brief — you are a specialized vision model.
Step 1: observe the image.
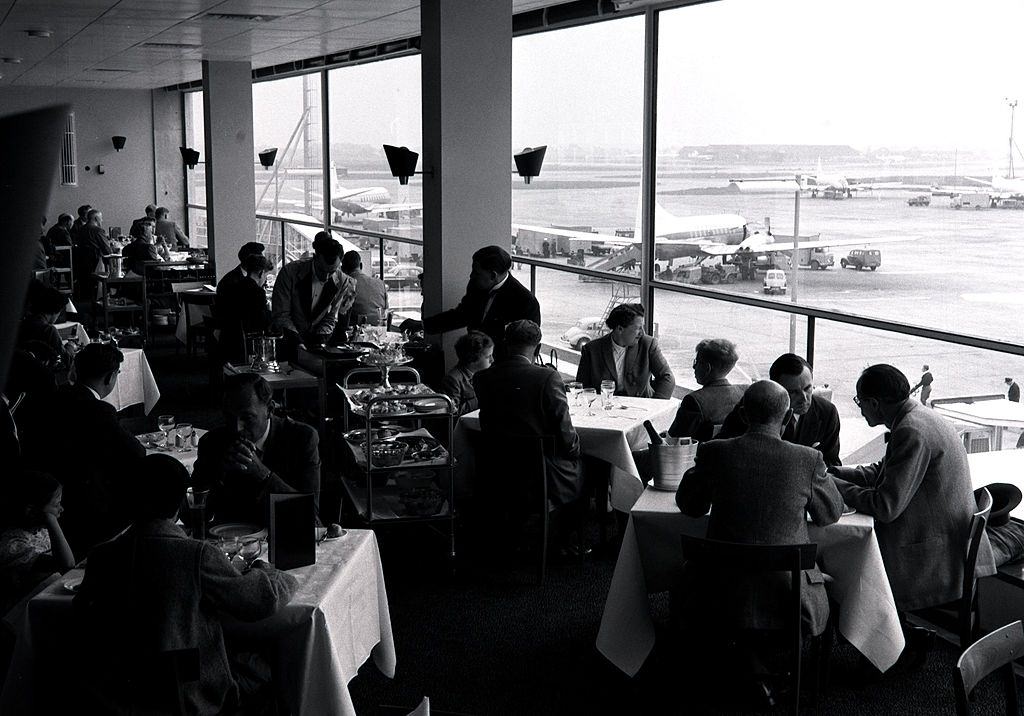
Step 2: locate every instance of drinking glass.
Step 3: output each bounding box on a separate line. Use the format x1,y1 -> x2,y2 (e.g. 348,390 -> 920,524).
175,423 -> 194,452
220,538 -> 243,567
239,538 -> 263,569
157,415 -> 176,448
600,380 -> 616,410
567,381 -> 583,408
581,388 -> 598,416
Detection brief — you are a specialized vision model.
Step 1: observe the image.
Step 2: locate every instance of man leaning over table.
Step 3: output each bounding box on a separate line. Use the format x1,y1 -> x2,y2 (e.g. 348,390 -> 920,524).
270,231 -> 356,359
718,353 -> 842,467
675,380 -> 843,704
829,364 -> 994,660
74,454 -> 297,715
19,343 -> 144,559
193,373 -> 322,527
576,303 -> 675,399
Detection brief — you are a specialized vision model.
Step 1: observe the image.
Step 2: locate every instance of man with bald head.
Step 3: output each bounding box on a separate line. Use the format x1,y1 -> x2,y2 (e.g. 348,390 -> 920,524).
676,380 -> 844,642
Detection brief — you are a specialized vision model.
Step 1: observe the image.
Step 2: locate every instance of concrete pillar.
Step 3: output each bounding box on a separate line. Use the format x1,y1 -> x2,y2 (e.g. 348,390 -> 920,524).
202,61 -> 256,279
421,0 -> 512,366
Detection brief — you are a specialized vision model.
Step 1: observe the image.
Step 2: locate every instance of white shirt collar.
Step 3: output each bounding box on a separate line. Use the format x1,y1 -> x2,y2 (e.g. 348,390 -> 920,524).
83,384 -> 103,401
253,418 -> 272,452
490,273 -> 510,294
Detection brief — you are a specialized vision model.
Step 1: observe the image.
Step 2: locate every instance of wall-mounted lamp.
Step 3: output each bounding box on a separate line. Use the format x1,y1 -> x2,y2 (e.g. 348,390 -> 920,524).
383,144 -> 433,185
258,147 -> 278,170
180,146 -> 200,170
111,135 -> 126,152
514,145 -> 546,184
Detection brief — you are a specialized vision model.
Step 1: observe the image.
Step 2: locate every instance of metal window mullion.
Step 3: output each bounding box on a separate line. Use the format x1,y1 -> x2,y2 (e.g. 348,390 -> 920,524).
320,69 -> 331,230
640,7 -> 658,334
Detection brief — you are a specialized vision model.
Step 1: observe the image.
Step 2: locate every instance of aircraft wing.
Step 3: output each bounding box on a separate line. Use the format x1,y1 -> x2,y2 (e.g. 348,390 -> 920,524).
699,234 -> 918,257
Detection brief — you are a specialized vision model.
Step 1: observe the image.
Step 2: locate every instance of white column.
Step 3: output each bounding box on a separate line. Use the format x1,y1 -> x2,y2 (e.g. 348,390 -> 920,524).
202,60 -> 257,280
421,0 -> 512,366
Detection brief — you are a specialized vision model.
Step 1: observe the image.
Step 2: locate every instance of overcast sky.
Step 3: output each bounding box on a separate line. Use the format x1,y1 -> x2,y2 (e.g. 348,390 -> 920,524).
250,0 -> 1024,161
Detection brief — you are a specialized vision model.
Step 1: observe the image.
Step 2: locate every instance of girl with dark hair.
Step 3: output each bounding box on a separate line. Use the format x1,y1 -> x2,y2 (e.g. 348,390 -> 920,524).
0,472 -> 75,613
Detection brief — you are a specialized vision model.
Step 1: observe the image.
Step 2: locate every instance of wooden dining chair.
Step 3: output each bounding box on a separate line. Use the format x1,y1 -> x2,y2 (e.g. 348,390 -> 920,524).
680,535 -> 825,716
955,620 -> 1024,715
910,487 -> 993,650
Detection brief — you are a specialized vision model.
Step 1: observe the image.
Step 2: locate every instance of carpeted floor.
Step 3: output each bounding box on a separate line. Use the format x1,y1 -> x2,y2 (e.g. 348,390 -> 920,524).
139,340 -> 1015,716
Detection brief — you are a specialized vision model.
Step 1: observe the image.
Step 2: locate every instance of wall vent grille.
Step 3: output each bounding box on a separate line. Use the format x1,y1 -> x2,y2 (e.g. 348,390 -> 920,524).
61,112 -> 77,187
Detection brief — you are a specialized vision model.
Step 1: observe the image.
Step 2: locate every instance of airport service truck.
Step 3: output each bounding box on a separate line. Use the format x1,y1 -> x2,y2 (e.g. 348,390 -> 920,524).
951,192 -> 991,209
796,247 -> 833,270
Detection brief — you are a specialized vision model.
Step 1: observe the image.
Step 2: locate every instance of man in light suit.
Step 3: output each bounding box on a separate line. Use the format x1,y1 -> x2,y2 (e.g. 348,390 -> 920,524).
668,337 -> 746,441
474,319 -> 581,507
676,380 -> 843,636
830,364 -> 994,613
271,232 -> 356,357
576,303 -> 674,399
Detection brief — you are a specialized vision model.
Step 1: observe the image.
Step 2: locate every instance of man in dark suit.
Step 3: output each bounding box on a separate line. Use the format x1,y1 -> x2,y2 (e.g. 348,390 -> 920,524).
42,212 -> 73,259
668,338 -> 747,441
830,364 -> 994,612
127,203 -> 156,239
72,208 -> 112,304
122,218 -> 168,276
193,373 -> 322,526
676,380 -> 843,690
1005,377 -> 1019,402
423,245 -> 540,360
215,254 -> 273,364
270,232 -> 356,357
342,250 -> 389,325
718,353 -> 841,466
69,204 -> 91,245
474,319 -> 581,507
19,342 -> 145,558
154,206 -> 190,249
576,303 -> 674,399
75,454 -> 297,715
217,241 -> 266,298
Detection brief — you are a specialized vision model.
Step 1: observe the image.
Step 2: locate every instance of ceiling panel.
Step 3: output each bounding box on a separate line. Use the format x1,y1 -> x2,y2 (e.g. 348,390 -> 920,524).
0,0 -> 572,88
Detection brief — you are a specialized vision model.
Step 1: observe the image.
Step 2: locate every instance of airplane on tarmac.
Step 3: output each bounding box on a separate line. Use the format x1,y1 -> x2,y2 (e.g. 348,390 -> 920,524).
513,201 -> 914,269
257,161 -> 397,217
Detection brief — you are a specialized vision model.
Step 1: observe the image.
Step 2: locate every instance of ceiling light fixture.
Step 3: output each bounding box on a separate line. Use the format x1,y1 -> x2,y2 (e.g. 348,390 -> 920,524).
1,57 -> 23,64
25,29 -> 53,39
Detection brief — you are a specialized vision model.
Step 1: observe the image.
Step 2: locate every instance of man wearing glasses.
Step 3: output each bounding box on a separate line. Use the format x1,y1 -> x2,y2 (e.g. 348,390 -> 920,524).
831,364 -> 994,619
717,353 -> 841,466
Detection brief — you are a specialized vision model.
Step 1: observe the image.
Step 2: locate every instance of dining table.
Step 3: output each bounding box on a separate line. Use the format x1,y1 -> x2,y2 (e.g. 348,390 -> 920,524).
457,395 -> 680,511
102,346 -> 161,413
136,427 -> 207,472
934,400 -> 1024,450
0,529 -> 395,716
596,486 -> 905,677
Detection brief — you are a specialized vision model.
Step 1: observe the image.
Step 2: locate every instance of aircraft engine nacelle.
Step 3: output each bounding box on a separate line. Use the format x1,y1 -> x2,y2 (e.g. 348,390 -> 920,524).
736,231 -> 774,251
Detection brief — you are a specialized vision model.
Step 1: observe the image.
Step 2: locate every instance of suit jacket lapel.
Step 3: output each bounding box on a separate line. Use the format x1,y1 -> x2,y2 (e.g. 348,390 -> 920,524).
297,268 -> 313,321
601,337 -> 617,381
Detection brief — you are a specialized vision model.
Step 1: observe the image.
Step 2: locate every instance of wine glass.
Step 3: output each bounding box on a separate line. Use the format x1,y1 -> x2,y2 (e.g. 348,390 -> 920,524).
175,423 -> 194,452
220,538 -> 243,567
566,381 -> 583,408
581,388 -> 598,416
600,380 -> 616,410
157,415 -> 176,449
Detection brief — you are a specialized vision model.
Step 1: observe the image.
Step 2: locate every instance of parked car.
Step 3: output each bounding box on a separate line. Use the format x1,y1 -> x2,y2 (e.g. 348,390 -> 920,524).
840,249 -> 881,271
560,316 -> 608,350
907,195 -> 931,207
383,264 -> 421,289
762,269 -> 787,295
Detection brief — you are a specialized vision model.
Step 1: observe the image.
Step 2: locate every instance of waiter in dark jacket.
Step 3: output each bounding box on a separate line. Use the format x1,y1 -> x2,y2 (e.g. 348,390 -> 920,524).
718,353 -> 841,466
422,245 -> 540,360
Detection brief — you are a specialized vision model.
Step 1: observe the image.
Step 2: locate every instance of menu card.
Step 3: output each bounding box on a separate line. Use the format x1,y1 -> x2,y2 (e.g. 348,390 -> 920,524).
269,493 -> 315,569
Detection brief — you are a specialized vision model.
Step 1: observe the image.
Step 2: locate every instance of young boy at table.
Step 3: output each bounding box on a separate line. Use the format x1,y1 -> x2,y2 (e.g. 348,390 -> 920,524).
74,454 -> 297,715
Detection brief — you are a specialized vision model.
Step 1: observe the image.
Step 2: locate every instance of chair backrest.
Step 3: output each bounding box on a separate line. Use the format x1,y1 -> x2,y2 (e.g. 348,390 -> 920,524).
955,620 -> 1024,715
960,488 -> 993,646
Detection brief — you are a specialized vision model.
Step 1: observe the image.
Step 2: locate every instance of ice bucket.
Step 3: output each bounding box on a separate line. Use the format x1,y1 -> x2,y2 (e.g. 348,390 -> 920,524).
649,439 -> 697,492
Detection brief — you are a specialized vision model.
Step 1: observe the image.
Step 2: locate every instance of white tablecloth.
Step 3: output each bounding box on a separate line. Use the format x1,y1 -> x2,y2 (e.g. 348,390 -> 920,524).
458,396 -> 679,511
136,428 -> 207,473
0,530 -> 394,716
596,487 -> 905,677
102,347 -> 160,413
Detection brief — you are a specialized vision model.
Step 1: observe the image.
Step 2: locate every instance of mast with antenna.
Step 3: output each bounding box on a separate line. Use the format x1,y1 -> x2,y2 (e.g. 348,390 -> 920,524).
1007,98 -> 1018,180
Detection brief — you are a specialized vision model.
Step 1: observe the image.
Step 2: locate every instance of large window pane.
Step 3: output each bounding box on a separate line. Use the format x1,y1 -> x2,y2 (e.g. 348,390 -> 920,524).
512,17 -> 645,278
655,0 -> 1024,342
184,91 -> 206,208
186,207 -> 207,249
813,321 -> 1024,456
327,56 -> 422,243
252,75 -> 324,222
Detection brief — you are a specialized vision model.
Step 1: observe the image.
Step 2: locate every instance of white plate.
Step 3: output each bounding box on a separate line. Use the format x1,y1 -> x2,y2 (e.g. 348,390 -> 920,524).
63,577 -> 83,594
